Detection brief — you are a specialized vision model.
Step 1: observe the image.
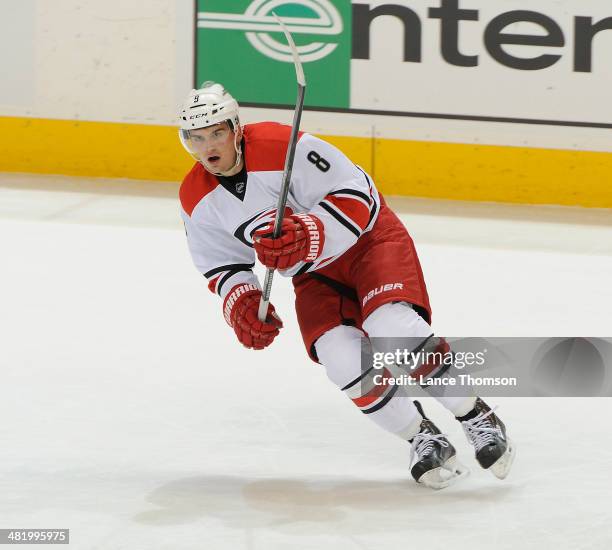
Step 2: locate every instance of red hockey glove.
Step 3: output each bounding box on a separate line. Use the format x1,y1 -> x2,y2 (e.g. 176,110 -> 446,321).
253,213 -> 325,270
223,283 -> 283,350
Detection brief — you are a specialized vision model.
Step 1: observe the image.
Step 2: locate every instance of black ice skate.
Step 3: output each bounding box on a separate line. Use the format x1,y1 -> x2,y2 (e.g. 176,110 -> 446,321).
409,401 -> 469,489
459,398 -> 516,479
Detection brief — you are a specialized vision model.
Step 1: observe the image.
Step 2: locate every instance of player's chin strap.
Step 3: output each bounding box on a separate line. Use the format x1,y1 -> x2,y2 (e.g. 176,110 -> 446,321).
232,128 -> 243,171
203,126 -> 243,178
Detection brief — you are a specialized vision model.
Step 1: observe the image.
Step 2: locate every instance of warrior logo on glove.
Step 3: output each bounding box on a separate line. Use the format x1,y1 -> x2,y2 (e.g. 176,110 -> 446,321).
253,213 -> 325,270
223,283 -> 283,350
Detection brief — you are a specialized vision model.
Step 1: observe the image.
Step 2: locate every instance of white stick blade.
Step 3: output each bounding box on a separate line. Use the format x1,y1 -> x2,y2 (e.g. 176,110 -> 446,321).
272,12 -> 306,86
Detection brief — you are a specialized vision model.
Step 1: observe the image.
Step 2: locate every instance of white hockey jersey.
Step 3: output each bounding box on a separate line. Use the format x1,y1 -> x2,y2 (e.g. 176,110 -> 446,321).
180,122 -> 381,299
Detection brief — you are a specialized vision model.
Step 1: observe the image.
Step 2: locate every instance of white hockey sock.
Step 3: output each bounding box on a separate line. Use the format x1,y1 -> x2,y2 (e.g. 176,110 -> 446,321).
315,324 -> 422,440
363,302 -> 478,418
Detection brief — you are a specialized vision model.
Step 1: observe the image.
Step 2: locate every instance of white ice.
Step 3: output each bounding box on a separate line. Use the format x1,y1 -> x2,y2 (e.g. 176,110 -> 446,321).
1,173 -> 611,550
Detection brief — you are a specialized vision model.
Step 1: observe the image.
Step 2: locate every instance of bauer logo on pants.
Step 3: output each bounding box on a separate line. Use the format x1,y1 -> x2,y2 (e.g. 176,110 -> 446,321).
362,283 -> 404,306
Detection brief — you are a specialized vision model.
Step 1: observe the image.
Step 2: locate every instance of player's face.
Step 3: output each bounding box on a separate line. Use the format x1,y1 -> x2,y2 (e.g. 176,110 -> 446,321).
188,123 -> 241,174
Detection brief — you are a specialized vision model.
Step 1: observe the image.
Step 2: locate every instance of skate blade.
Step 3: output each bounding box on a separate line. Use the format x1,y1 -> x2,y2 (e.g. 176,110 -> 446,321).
418,456 -> 470,490
490,438 -> 516,480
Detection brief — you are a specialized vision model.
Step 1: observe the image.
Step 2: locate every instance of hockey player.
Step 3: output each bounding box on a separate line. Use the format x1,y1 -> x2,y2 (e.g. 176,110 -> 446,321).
178,82 -> 515,489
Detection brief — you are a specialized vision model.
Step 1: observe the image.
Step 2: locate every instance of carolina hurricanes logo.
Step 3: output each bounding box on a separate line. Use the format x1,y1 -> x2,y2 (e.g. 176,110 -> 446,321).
233,206 -> 293,247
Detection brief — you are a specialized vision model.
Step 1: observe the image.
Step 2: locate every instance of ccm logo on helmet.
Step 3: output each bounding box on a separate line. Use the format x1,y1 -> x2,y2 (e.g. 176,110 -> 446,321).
363,283 -> 404,306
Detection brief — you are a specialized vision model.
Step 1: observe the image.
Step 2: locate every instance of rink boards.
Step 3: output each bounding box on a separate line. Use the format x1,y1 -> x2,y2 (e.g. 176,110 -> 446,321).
1,0 -> 612,207
1,114 -> 612,208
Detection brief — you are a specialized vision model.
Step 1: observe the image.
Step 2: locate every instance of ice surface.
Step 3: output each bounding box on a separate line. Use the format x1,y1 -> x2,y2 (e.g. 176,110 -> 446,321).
1,173 -> 611,550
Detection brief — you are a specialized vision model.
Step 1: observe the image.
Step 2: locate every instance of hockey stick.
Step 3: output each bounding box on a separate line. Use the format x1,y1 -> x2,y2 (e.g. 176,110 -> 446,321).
257,13 -> 306,322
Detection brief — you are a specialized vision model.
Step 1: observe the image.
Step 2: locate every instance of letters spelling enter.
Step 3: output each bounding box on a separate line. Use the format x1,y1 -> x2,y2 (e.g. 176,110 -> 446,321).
352,0 -> 611,72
